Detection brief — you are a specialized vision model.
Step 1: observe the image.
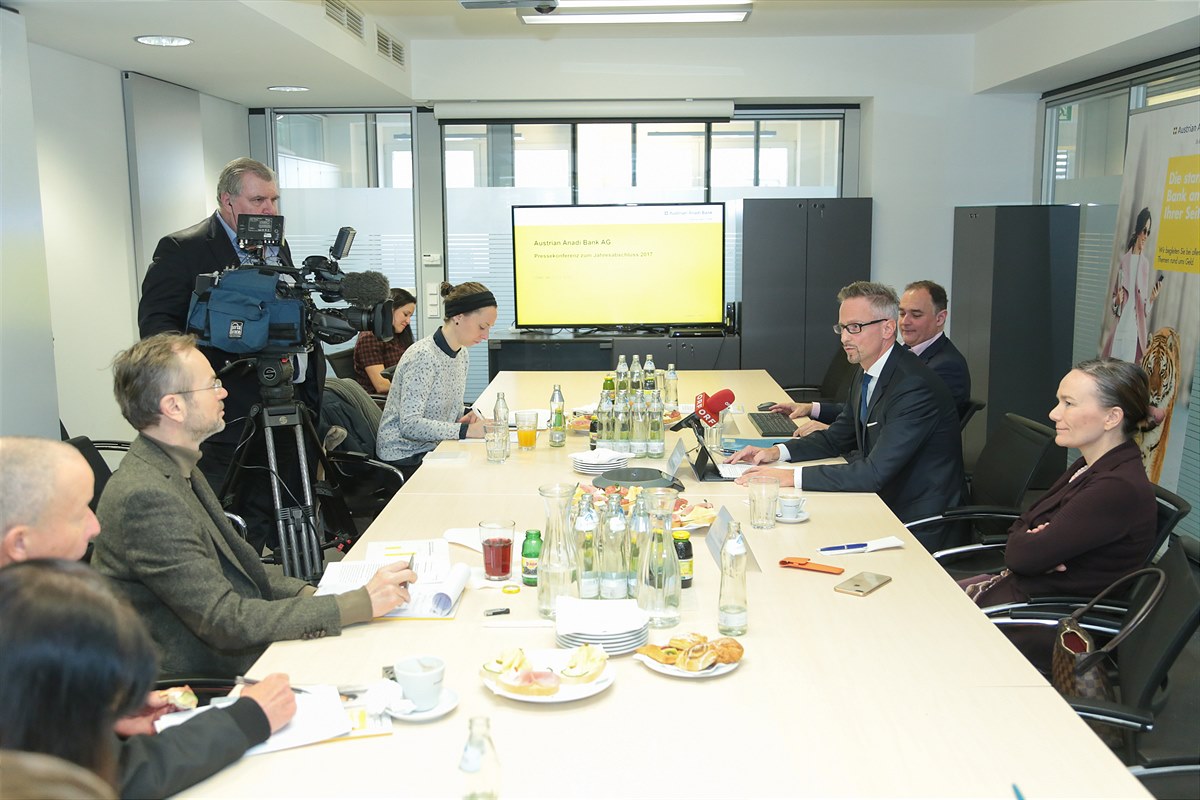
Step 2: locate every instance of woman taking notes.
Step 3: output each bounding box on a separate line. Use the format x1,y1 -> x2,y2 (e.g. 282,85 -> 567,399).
962,358 -> 1157,668
354,288 -> 417,394
377,281 -> 497,477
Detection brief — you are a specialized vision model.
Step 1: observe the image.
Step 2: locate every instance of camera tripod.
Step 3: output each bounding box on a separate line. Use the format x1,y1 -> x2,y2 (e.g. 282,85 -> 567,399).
218,354 -> 353,582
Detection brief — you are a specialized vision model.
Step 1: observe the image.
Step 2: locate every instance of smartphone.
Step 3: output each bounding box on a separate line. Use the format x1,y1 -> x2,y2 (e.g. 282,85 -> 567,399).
834,572 -> 892,597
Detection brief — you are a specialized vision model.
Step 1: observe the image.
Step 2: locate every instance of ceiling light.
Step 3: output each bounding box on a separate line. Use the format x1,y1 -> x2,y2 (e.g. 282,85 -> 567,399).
519,2 -> 749,23
134,35 -> 193,47
268,86 -> 310,93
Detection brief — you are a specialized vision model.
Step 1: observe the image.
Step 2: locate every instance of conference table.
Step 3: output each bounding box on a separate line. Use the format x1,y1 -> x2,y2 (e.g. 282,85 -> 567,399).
178,370 -> 1150,799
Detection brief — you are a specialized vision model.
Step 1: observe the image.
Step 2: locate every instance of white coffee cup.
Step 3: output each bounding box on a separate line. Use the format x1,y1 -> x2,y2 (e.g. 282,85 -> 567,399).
393,655 -> 445,712
777,493 -> 806,520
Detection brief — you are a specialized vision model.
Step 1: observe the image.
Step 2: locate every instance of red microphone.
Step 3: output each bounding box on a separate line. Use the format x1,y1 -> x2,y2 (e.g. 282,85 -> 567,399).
670,388 -> 736,433
694,389 -> 735,427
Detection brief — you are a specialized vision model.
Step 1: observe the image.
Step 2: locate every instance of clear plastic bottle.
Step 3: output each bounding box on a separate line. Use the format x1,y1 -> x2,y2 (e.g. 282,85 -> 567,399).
627,493 -> 649,597
597,494 -> 629,599
718,521 -> 748,635
492,392 -> 510,460
459,716 -> 500,800
573,496 -> 599,599
637,487 -> 681,628
664,363 -> 679,411
629,392 -> 648,459
629,354 -> 643,394
615,355 -> 630,393
613,391 -> 632,455
647,390 -> 665,458
597,391 -> 615,450
643,353 -> 657,395
549,384 -> 566,448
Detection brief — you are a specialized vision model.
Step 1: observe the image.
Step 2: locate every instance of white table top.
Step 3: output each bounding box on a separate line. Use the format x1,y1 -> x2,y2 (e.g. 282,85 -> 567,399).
177,371 -> 1149,800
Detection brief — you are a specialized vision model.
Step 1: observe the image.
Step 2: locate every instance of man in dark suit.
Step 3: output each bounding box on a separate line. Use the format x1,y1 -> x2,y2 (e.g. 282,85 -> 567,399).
770,278 -> 972,434
729,281 -> 964,550
138,157 -> 325,554
91,334 -> 413,678
0,436 -> 296,799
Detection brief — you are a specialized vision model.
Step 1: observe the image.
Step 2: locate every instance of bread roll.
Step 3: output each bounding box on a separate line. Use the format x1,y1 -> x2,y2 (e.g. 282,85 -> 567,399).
712,637 -> 744,664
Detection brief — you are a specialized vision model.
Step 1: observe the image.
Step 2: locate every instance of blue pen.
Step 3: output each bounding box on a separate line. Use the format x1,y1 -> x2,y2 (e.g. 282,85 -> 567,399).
820,543 -> 868,552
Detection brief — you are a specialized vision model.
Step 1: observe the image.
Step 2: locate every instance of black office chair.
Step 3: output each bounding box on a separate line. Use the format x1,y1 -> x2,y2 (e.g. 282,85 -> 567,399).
958,398 -> 986,431
908,413 -> 1059,563
65,436 -> 130,512
782,342 -> 857,405
325,347 -> 357,380
996,539 -> 1199,764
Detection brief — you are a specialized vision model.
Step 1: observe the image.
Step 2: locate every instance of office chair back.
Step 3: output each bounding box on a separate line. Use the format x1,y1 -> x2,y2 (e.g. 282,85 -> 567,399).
326,347 -> 357,380
65,436 -> 127,512
1147,485 -> 1190,565
1117,538 -> 1200,718
970,413 -> 1057,509
784,342 -> 857,403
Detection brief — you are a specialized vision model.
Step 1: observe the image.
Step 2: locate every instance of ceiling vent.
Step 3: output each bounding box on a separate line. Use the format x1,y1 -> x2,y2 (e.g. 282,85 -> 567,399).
376,27 -> 406,69
325,0 -> 365,39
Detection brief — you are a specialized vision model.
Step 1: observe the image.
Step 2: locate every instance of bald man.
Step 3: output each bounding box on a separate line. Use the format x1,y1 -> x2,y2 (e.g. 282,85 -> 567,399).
0,436 -> 294,799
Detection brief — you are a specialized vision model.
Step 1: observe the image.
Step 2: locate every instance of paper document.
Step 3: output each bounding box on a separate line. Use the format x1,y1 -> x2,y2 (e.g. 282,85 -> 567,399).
156,685 -> 351,756
317,540 -> 470,618
716,462 -> 752,479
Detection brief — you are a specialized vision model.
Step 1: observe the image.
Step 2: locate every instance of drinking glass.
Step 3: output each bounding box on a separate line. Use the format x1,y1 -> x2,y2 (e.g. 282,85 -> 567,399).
515,411 -> 538,451
747,475 -> 780,529
479,520 -> 515,580
484,419 -> 508,463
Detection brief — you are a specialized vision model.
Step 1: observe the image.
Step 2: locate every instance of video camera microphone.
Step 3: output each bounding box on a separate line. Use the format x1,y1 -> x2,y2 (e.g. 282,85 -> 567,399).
340,270 -> 391,307
669,388 -> 736,433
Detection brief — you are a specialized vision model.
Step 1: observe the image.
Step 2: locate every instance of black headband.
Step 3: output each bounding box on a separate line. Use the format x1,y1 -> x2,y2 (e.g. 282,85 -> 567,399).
445,290 -> 496,318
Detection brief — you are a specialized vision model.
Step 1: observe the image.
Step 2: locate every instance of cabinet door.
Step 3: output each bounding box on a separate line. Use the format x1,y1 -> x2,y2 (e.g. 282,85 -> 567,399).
740,199 -> 809,384
679,336 -> 740,370
804,199 -> 872,386
611,338 -> 672,369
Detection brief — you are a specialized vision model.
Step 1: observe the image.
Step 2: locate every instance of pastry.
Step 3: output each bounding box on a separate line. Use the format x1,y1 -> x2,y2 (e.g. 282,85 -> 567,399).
634,644 -> 680,665
668,633 -> 707,650
675,642 -> 718,672
161,685 -> 198,710
711,637 -> 744,664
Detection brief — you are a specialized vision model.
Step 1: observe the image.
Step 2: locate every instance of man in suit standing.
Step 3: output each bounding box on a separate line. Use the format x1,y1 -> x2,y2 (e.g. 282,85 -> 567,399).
138,157 -> 324,554
0,436 -> 296,798
91,334 -> 414,678
770,279 -> 972,434
728,281 -> 964,550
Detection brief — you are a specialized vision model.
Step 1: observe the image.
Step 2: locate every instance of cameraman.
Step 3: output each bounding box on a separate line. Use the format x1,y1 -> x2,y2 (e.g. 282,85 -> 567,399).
138,157 -> 324,555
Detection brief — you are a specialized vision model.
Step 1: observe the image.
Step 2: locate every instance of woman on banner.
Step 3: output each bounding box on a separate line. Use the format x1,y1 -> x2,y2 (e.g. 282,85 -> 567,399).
1101,207 -> 1162,362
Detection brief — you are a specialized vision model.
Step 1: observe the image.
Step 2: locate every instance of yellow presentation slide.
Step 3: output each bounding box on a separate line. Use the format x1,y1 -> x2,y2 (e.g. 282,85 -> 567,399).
513,205 -> 724,326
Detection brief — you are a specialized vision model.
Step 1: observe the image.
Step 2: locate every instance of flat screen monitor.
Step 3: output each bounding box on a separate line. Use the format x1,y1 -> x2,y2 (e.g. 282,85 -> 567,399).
512,202 -> 725,329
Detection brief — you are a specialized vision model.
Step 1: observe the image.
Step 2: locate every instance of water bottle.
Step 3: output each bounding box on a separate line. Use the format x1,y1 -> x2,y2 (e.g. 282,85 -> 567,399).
598,391 -> 615,450
615,355 -> 630,393
718,522 -> 748,635
549,384 -> 566,448
647,390 -> 665,458
627,493 -> 649,597
664,363 -> 679,411
630,354 -> 643,393
630,391 -> 648,459
613,392 -> 631,455
643,353 -> 657,395
637,488 -> 681,628
574,496 -> 599,599
460,716 -> 500,800
492,392 -> 510,459
597,494 -> 629,599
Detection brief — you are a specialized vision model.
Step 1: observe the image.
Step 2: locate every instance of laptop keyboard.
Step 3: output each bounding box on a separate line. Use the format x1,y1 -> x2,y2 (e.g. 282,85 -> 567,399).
748,412 -> 798,437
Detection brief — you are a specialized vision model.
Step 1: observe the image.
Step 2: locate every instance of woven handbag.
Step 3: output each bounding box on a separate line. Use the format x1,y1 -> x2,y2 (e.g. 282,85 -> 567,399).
1051,567 -> 1166,748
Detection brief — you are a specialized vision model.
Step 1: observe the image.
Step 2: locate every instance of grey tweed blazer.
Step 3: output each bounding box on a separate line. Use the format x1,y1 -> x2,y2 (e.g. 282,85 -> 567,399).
92,435 -> 344,678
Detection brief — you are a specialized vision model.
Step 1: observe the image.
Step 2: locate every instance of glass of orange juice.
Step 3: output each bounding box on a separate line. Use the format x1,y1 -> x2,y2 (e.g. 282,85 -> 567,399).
515,411 -> 538,450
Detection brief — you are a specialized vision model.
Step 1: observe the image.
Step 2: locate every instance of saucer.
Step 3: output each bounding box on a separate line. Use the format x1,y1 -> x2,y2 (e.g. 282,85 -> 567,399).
775,510 -> 810,524
387,688 -> 459,722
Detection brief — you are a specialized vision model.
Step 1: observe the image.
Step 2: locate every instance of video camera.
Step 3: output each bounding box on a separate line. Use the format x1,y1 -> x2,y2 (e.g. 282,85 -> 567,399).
186,215 -> 394,356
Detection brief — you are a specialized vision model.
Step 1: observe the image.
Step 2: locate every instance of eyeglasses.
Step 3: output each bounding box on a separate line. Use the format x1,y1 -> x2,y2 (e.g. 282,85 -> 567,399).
833,318 -> 888,335
173,378 -> 223,395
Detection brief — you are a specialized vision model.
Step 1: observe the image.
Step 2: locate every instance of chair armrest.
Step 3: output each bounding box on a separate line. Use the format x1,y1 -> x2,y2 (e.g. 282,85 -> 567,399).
1067,696 -> 1154,731
224,512 -> 248,540
91,440 -> 131,452
932,542 -> 1007,561
908,507 -> 1020,534
327,451 -> 405,484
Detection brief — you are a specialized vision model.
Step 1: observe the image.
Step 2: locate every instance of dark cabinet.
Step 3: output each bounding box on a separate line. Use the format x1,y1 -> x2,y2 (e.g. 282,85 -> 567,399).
739,198 -> 873,388
489,333 -> 740,380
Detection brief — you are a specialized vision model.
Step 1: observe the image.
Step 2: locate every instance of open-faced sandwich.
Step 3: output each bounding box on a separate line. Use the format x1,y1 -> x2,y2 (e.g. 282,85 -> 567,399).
481,644 -> 609,697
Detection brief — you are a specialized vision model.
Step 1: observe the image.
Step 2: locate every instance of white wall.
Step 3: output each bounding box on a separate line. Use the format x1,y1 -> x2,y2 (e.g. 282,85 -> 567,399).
413,33 -> 1040,301
28,43 -> 139,440
1,11 -> 60,439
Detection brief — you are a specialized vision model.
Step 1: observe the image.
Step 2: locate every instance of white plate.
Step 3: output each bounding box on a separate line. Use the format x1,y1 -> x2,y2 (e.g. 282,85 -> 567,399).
556,637 -> 647,656
484,665 -> 615,703
632,654 -> 741,679
386,687 -> 459,722
775,510 -> 810,524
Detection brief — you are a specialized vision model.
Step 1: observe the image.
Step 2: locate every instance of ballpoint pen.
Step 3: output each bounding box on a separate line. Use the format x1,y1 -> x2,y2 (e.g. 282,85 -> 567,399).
819,543 -> 868,553
236,676 -> 309,694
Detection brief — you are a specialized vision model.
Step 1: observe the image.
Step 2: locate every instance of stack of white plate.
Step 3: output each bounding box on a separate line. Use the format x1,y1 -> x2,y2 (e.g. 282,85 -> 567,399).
556,623 -> 649,656
571,448 -> 628,475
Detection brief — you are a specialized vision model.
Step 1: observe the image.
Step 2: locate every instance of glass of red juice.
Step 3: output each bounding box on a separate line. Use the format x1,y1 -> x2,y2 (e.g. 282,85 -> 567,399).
480,520 -> 516,581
